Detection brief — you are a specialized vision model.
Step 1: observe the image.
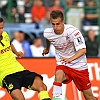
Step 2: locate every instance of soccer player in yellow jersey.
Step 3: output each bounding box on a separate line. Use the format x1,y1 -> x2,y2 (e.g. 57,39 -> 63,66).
0,18 -> 51,100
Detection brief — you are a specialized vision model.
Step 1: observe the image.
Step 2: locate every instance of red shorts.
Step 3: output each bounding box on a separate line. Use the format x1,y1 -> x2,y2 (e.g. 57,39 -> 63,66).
56,65 -> 91,91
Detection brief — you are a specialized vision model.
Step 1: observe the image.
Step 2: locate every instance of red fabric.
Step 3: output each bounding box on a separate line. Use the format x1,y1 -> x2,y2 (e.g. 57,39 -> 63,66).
95,97 -> 98,100
55,65 -> 91,91
31,5 -> 46,22
53,82 -> 62,86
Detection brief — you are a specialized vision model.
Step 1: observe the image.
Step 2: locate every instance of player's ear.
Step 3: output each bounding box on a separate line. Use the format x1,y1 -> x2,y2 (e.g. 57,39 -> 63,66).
61,20 -> 64,24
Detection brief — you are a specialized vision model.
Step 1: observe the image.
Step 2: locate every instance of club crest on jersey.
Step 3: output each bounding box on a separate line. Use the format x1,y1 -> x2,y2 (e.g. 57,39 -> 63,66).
77,37 -> 83,44
66,36 -> 70,42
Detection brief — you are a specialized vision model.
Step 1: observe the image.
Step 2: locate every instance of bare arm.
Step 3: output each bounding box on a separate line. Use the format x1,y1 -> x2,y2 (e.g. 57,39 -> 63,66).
86,14 -> 98,19
45,39 -> 51,51
61,48 -> 86,63
11,43 -> 24,58
42,39 -> 51,56
70,48 -> 86,61
11,43 -> 18,55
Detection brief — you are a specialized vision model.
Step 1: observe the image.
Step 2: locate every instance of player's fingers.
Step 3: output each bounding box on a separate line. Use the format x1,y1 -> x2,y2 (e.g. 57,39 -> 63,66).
42,51 -> 48,56
60,57 -> 65,61
61,56 -> 65,59
62,61 -> 65,64
20,53 -> 24,58
42,52 -> 46,56
42,53 -> 44,56
18,55 -> 21,58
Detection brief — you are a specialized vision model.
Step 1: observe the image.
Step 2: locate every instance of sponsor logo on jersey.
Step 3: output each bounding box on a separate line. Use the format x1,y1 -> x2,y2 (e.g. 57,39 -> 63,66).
74,32 -> 80,36
77,37 -> 83,44
0,46 -> 11,54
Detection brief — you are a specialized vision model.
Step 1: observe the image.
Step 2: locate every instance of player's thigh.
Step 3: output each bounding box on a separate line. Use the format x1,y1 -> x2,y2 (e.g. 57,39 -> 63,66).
72,69 -> 91,91
11,89 -> 25,100
22,70 -> 43,91
2,74 -> 21,94
31,76 -> 47,92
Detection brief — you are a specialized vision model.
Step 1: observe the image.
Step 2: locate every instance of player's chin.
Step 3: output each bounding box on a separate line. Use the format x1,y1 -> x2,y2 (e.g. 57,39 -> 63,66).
55,31 -> 61,34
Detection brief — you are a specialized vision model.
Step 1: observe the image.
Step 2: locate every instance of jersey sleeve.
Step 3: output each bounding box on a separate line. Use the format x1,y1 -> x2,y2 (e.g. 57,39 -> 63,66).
68,27 -> 86,51
5,32 -> 11,42
3,31 -> 11,42
43,28 -> 48,38
43,28 -> 52,39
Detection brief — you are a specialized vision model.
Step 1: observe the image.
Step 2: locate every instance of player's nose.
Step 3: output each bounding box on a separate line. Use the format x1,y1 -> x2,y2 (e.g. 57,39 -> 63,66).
54,25 -> 57,30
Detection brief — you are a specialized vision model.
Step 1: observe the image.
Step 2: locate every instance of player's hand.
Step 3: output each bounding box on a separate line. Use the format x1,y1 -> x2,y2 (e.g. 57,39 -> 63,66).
16,51 -> 24,58
42,48 -> 49,56
60,57 -> 72,64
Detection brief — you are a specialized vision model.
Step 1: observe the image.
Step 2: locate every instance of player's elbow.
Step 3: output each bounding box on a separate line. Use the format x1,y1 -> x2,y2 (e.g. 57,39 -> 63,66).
79,48 -> 86,55
82,48 -> 86,54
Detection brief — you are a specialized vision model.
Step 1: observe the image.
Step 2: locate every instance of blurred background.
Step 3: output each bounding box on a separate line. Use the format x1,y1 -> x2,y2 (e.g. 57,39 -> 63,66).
0,0 -> 100,58
0,0 -> 100,100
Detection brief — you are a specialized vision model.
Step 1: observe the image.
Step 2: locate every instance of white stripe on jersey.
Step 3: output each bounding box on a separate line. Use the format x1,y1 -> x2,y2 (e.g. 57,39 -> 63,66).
44,24 -> 88,70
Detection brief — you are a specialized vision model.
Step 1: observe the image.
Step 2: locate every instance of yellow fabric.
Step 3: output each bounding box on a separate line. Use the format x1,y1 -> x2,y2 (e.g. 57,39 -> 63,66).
0,31 -> 24,87
38,91 -> 50,100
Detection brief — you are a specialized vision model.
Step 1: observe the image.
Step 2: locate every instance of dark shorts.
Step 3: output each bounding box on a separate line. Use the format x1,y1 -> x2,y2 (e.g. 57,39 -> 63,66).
2,70 -> 43,93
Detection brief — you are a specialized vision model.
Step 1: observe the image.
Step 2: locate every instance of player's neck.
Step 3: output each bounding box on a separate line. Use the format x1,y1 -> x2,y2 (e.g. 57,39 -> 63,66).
59,24 -> 64,34
0,35 -> 3,41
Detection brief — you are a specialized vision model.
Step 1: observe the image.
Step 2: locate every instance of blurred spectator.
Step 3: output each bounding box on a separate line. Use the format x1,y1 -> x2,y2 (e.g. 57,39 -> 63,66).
40,10 -> 51,28
69,0 -> 84,20
42,0 -> 54,9
95,32 -> 100,57
11,31 -> 24,55
66,0 -> 72,7
83,0 -> 98,25
16,0 -> 33,23
49,0 -> 64,13
30,37 -> 49,57
31,0 -> 46,27
17,7 -> 25,23
23,0 -> 33,13
12,31 -> 32,57
85,30 -> 99,57
66,0 -> 84,30
60,0 -> 72,9
1,0 -> 17,23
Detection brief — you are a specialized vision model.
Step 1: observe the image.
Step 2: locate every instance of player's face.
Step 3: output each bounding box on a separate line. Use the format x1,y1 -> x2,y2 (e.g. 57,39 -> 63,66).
0,22 -> 4,36
51,17 -> 64,34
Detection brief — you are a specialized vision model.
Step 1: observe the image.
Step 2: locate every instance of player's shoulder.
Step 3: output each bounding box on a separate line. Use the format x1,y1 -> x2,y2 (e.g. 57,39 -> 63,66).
65,24 -> 77,30
44,28 -> 53,33
65,24 -> 80,35
2,31 -> 8,36
44,28 -> 54,38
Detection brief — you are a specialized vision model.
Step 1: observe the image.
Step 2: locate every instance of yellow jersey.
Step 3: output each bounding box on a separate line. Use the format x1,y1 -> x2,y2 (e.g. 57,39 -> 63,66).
0,31 -> 25,86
